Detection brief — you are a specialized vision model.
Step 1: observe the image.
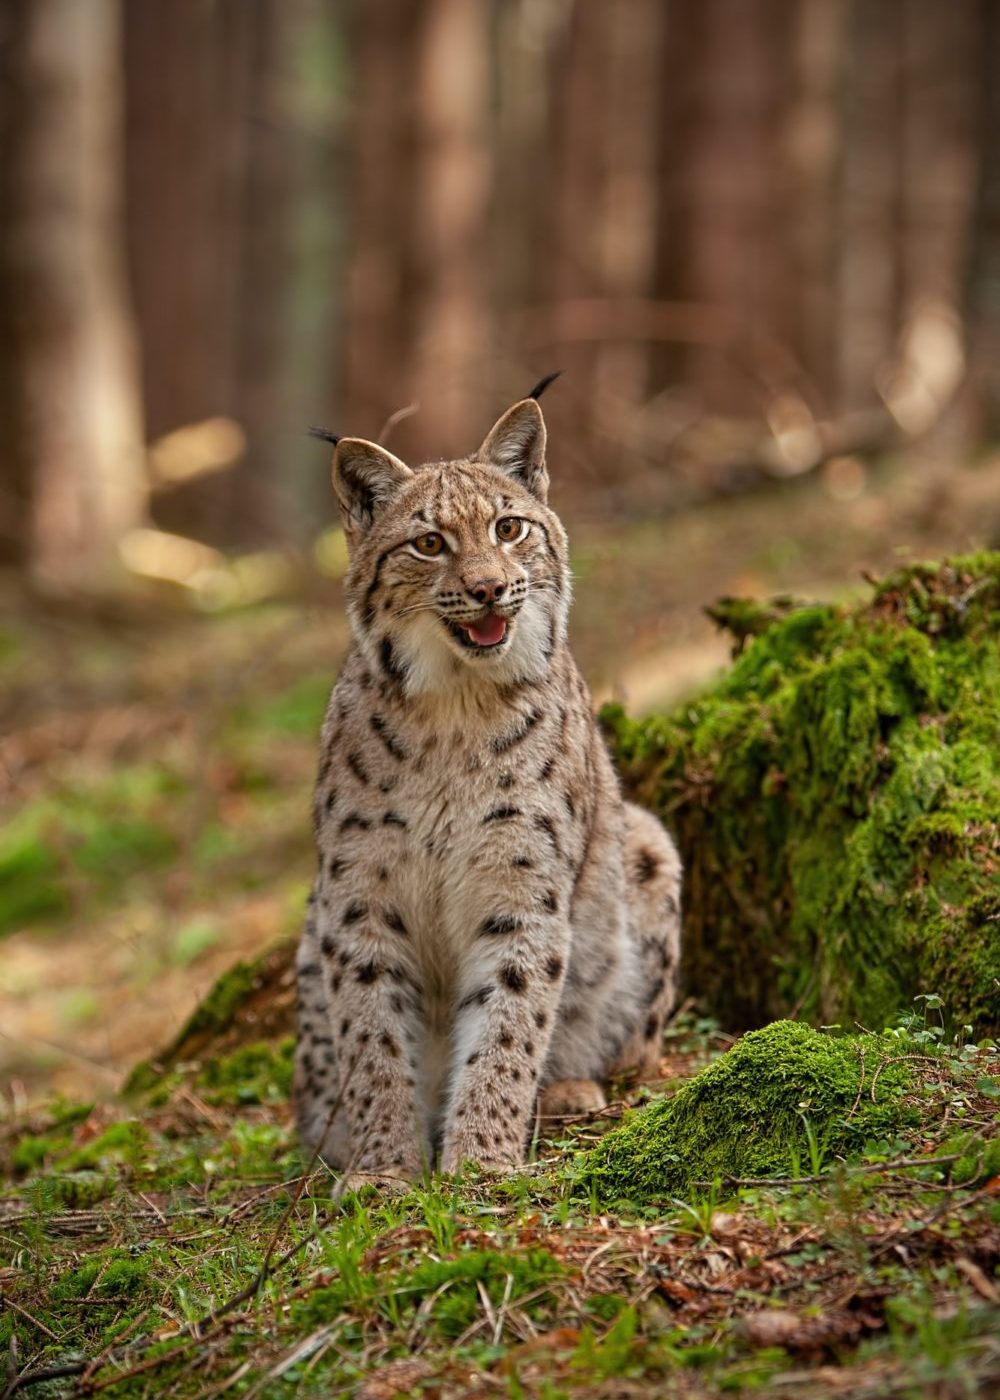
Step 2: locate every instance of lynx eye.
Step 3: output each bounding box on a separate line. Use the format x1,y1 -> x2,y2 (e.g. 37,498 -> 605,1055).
412,531 -> 445,557
496,516 -> 525,543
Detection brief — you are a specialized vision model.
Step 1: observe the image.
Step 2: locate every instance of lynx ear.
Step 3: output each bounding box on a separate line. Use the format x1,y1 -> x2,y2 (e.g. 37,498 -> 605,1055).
477,399 -> 548,501
332,438 -> 413,536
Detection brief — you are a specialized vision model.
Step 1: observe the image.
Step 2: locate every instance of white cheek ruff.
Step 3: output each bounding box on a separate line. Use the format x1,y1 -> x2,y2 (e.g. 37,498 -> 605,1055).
503,593 -> 557,681
395,612 -> 460,695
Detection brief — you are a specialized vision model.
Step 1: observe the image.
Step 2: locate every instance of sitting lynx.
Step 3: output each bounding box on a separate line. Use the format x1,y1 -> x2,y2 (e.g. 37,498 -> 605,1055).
295,382 -> 681,1176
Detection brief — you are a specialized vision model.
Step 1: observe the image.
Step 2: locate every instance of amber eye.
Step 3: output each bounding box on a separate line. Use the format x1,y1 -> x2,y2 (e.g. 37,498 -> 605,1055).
413,531 -> 445,557
496,516 -> 524,543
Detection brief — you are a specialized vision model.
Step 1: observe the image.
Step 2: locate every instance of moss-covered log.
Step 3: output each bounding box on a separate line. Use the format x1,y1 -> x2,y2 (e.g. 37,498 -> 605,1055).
603,552 -> 1000,1033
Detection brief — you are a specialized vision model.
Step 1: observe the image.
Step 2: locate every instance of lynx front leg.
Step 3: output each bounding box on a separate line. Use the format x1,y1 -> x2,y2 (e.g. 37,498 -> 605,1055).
318,903 -> 428,1178
440,917 -> 570,1173
294,912 -> 349,1162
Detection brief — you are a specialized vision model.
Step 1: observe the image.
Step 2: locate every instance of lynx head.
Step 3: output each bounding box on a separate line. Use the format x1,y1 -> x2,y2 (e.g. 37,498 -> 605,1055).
324,394 -> 570,696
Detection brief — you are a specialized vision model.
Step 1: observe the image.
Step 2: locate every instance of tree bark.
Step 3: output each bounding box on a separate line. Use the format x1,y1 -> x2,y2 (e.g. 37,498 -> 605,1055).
965,0 -> 1000,440
0,0 -> 145,591
668,0 -> 796,418
339,0 -> 421,447
402,0 -> 493,458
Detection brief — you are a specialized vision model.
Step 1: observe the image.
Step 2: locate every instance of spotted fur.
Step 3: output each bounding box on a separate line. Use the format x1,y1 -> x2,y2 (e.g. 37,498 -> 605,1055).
295,396 -> 681,1176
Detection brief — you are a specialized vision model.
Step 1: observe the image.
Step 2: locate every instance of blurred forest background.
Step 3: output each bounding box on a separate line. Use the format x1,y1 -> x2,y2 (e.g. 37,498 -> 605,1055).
2,0 -> 1000,1101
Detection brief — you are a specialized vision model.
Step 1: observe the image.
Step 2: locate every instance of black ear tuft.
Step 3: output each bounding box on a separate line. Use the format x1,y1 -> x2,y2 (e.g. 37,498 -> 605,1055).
527,371 -> 562,402
307,425 -> 341,446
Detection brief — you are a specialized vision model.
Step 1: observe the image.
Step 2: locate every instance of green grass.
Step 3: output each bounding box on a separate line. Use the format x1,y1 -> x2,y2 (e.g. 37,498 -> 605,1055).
2,1020 -> 997,1398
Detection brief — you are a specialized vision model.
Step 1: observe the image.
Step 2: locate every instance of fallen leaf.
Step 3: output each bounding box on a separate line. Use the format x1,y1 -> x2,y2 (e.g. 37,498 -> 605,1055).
742,1308 -> 864,1352
742,1309 -> 802,1347
356,1359 -> 435,1400
709,1210 -> 743,1238
504,1326 -> 581,1359
657,1278 -> 696,1304
956,1255 -> 1000,1303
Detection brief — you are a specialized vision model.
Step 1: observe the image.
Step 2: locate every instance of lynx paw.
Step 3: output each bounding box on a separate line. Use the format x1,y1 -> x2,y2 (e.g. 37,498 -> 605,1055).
536,1078 -> 607,1122
338,1170 -> 414,1199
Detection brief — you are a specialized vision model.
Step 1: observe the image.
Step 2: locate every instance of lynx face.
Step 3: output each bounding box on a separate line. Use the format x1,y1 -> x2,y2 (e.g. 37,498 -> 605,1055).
332,401 -> 571,695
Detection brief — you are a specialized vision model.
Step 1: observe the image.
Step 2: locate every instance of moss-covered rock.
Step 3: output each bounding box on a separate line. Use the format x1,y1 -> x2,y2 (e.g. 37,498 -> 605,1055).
576,1021 -> 918,1208
603,552 -> 1000,1032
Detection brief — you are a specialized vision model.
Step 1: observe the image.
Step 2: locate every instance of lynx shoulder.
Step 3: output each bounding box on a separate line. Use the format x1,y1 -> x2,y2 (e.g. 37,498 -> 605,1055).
294,390 -> 681,1175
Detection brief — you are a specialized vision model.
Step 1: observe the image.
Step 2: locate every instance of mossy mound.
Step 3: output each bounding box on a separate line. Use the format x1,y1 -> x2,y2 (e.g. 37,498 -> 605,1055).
603,552 -> 1000,1032
124,939 -> 296,1094
577,1021 -> 918,1208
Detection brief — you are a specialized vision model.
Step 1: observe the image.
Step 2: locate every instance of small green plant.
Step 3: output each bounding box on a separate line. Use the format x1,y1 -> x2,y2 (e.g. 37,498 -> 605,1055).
571,1305 -> 640,1380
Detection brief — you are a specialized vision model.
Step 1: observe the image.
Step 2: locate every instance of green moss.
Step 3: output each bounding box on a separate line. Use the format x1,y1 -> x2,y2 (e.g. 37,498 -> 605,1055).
576,1021 -> 917,1209
946,1130 -> 1000,1185
250,673 -> 332,737
66,1120 -> 149,1170
51,1249 -> 154,1302
10,1131 -> 73,1175
0,832 -> 68,933
604,552 -> 1000,1032
703,594 -> 808,652
31,1170 -> 115,1207
175,960 -> 259,1040
196,1038 -> 295,1105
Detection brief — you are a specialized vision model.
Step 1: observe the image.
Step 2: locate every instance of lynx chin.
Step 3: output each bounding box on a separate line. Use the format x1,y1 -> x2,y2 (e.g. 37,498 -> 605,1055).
295,385 -> 681,1177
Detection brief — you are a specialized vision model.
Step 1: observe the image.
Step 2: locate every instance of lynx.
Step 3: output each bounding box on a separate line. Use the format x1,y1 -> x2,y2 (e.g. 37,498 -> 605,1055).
295,381 -> 681,1177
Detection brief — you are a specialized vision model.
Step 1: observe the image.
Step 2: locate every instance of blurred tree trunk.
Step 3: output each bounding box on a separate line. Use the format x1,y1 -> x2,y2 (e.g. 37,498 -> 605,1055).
340,0 -> 420,446
0,0 -> 145,591
543,0 -> 607,479
898,1 -> 978,316
492,0 -> 554,359
590,0 -> 663,446
834,2 -> 904,414
965,0 -> 1000,440
122,3 -> 220,446
787,0 -> 846,408
123,0 -> 301,546
668,0 -> 796,419
404,0 -> 493,456
340,0 -> 493,463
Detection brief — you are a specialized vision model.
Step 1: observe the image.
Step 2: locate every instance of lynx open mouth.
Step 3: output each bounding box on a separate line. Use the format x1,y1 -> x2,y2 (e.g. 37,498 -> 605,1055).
444,613 -> 511,651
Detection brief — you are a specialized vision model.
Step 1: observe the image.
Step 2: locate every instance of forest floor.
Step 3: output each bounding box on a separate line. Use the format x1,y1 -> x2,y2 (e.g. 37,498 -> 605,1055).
0,1019 -> 998,1398
1,447 -> 998,1396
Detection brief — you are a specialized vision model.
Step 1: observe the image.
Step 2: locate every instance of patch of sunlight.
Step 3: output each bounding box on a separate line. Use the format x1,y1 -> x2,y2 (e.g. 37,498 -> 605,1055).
313,525 -> 349,579
148,417 -> 246,486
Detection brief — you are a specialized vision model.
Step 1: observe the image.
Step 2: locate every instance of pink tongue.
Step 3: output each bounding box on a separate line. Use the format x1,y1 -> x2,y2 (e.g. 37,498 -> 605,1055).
465,614 -> 507,647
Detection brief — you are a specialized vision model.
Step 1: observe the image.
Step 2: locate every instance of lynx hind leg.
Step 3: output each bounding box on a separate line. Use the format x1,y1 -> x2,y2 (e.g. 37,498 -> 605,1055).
536,1079 -> 607,1123
610,803 -> 682,1078
294,930 -> 351,1166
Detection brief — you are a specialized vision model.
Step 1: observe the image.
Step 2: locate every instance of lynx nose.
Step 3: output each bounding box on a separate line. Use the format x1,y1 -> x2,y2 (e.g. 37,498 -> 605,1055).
467,577 -> 506,605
